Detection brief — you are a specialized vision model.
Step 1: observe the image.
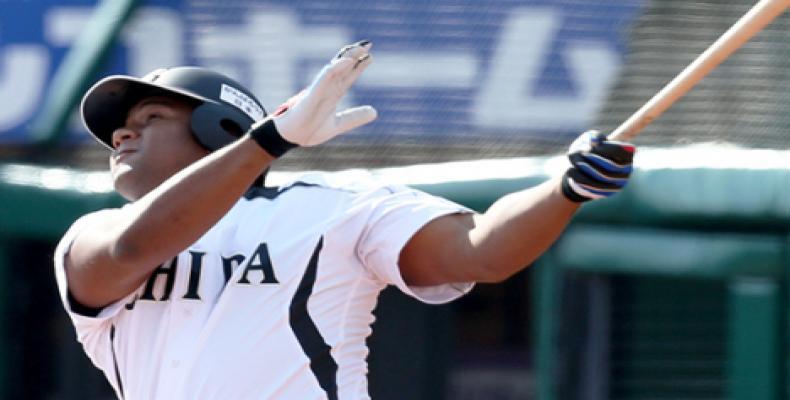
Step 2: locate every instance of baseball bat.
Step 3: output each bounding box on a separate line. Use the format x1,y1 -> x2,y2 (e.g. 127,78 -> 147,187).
608,0 -> 790,141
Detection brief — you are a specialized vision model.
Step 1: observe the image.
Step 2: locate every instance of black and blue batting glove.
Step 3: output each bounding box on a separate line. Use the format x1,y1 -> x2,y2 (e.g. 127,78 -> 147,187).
561,130 -> 635,202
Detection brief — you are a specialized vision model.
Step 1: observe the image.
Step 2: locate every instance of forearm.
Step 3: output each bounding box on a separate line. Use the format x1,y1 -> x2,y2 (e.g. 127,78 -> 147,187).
402,132 -> 633,287
400,177 -> 580,286
467,177 -> 579,282
464,130 -> 635,281
114,135 -> 272,268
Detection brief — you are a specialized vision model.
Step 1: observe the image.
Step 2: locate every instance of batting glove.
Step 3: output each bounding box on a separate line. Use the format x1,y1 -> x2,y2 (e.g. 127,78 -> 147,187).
561,130 -> 635,202
249,40 -> 377,157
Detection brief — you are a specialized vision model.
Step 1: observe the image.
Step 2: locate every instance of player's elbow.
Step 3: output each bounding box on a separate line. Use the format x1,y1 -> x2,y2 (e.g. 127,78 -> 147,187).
110,231 -> 178,273
472,260 -> 522,283
109,234 -> 149,268
109,239 -> 139,266
431,246 -> 524,284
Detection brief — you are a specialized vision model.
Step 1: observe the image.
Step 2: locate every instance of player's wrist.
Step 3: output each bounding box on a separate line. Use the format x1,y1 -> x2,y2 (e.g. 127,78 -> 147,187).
248,119 -> 299,158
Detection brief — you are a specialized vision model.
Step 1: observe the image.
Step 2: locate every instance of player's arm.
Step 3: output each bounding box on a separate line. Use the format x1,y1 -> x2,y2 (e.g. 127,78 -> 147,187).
66,42 -> 377,309
399,131 -> 634,285
66,137 -> 277,309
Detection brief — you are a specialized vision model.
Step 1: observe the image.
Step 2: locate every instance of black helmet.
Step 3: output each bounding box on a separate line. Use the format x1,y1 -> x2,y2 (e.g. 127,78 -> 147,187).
80,66 -> 267,150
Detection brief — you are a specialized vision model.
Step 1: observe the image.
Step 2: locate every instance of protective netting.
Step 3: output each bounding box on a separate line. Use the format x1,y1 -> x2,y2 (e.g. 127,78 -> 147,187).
186,0 -> 636,171
52,0 -> 790,170
596,0 -> 790,151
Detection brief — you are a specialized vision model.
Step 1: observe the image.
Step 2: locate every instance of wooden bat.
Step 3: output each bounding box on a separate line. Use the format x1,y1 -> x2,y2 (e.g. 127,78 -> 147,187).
609,0 -> 790,141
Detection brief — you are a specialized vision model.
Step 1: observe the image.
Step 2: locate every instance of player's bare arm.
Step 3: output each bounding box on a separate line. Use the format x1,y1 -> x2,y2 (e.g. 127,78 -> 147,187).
400,178 -> 577,285
66,41 -> 377,308
66,132 -> 277,308
400,131 -> 635,286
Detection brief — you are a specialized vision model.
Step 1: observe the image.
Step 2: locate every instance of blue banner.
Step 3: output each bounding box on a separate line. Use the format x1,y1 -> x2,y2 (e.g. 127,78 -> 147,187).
0,0 -> 642,144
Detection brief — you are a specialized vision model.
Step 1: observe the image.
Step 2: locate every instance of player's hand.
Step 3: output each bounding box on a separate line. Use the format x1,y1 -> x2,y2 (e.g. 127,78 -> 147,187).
248,40 -> 377,157
561,130 -> 635,202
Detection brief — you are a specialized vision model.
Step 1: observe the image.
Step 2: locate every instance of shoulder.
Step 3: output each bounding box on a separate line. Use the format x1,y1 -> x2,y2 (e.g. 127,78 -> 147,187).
278,170 -> 392,193
63,207 -> 123,238
244,170 -> 399,201
56,207 -> 123,256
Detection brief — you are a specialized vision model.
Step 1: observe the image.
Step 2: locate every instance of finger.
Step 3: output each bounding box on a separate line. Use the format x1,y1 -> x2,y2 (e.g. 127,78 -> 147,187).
333,40 -> 371,65
592,141 -> 636,165
354,53 -> 371,69
565,174 -> 620,200
334,105 -> 378,133
308,57 -> 355,98
568,130 -> 598,153
334,45 -> 353,60
320,56 -> 355,82
334,40 -> 371,58
572,160 -> 629,187
339,53 -> 373,92
303,105 -> 377,146
323,41 -> 372,92
572,152 -> 633,176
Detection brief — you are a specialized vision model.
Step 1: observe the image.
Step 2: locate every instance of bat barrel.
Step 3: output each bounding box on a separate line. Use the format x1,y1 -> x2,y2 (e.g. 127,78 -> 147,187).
608,0 -> 790,141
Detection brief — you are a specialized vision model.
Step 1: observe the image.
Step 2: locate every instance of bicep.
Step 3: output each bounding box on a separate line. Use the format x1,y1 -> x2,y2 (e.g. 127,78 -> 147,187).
65,211 -> 151,308
398,212 -> 480,286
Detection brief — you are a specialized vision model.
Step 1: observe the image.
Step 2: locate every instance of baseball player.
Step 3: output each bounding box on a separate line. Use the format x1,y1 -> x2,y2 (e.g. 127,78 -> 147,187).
54,41 -> 634,399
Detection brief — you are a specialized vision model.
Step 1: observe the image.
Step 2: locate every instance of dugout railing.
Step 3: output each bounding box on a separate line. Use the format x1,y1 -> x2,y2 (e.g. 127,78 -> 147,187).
1,149 -> 789,399
528,161 -> 789,400
535,227 -> 785,400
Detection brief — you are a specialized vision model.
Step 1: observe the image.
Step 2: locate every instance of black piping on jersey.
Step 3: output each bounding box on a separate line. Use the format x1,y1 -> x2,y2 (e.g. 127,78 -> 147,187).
289,237 -> 339,400
243,181 -> 358,201
109,325 -> 125,399
244,182 -> 323,200
67,290 -> 103,317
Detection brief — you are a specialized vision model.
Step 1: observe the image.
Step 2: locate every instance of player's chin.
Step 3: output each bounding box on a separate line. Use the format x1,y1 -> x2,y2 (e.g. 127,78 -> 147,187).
110,161 -> 132,180
111,165 -> 143,201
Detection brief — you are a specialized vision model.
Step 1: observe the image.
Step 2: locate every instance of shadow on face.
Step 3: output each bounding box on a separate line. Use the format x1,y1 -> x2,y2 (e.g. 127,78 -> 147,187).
110,96 -> 209,201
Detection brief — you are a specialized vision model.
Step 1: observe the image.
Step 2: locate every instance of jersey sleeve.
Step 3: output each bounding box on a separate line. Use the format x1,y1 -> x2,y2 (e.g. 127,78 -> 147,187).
53,210 -> 136,389
356,185 -> 475,304
53,210 -> 134,333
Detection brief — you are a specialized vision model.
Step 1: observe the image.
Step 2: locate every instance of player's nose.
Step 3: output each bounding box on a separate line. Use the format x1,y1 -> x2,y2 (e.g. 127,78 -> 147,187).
111,127 -> 140,149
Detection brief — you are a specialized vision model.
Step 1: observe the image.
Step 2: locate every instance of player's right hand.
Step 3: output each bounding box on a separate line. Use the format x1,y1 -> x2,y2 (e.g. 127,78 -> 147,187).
561,130 -> 635,202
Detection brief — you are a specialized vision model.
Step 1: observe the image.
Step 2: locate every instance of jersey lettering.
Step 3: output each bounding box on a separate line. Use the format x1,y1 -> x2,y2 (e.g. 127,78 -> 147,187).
183,251 -> 206,300
131,243 -> 280,307
237,243 -> 280,285
222,254 -> 245,284
140,257 -> 178,301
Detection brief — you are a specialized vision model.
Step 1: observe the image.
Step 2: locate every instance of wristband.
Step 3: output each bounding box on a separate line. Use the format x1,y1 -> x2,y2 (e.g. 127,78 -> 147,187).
248,119 -> 298,158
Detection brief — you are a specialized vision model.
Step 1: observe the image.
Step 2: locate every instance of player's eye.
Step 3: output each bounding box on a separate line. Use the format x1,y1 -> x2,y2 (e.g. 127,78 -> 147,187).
146,112 -> 163,124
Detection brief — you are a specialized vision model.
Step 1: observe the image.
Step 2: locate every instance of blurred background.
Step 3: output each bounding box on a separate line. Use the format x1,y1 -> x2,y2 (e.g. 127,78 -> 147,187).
1,0 -> 790,399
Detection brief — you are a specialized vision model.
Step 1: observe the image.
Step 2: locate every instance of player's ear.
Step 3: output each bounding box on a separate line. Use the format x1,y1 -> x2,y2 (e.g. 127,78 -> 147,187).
190,102 -> 253,150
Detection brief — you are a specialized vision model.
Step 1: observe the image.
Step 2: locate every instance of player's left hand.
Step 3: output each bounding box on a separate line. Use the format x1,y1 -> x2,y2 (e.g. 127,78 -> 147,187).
248,40 -> 377,157
271,40 -> 377,146
561,130 -> 635,202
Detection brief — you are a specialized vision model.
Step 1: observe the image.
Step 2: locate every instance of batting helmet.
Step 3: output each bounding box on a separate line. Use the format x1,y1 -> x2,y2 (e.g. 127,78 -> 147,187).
81,66 -> 267,151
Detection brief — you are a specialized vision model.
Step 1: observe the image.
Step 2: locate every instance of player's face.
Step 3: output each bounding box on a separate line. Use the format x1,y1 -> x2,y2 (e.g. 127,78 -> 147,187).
109,96 -> 209,201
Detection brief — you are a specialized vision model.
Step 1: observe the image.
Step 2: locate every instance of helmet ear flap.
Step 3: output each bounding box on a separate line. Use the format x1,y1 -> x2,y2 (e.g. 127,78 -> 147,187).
191,102 -> 254,150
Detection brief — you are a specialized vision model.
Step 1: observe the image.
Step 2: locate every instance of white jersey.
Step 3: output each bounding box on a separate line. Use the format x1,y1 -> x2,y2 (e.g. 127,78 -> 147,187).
54,172 -> 473,400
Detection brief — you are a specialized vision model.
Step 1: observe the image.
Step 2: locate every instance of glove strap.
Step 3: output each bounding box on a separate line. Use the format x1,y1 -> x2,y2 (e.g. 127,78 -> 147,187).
248,119 -> 298,158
